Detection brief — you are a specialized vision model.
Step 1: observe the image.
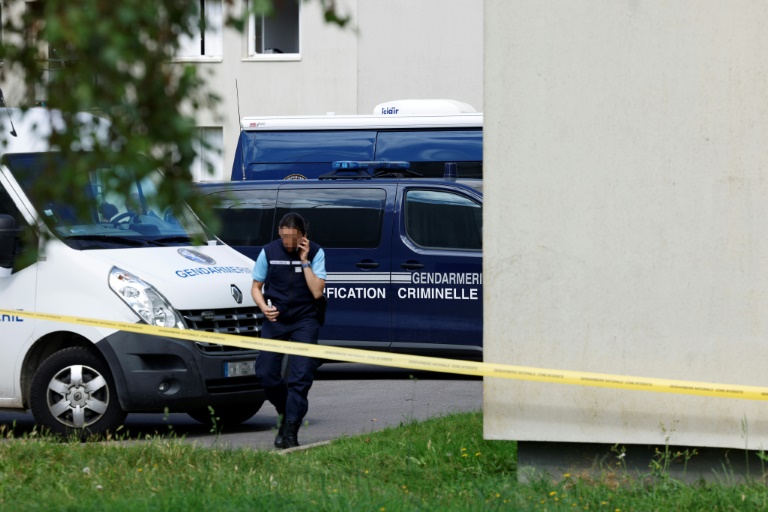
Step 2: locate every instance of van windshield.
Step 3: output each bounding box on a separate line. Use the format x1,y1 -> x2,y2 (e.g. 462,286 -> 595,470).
3,152 -> 212,250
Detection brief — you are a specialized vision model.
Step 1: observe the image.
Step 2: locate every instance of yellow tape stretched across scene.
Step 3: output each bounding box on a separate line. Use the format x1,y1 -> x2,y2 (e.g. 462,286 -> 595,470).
4,308 -> 768,402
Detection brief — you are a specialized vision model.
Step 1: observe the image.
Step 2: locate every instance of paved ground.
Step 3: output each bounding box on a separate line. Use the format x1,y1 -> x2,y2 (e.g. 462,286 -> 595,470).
0,363 -> 483,451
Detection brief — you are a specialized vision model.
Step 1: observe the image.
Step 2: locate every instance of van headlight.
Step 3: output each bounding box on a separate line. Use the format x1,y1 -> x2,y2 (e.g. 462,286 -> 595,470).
108,267 -> 185,328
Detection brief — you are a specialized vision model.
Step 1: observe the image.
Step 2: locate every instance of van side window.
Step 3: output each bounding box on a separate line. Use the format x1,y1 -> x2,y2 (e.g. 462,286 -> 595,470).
405,190 -> 482,251
239,131 -> 377,180
276,188 -> 386,248
210,189 -> 276,247
376,130 -> 483,179
0,185 -> 37,271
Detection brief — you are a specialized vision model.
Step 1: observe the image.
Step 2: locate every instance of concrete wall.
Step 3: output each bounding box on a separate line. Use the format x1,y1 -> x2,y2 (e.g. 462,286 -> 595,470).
484,0 -> 768,450
356,0 -> 483,114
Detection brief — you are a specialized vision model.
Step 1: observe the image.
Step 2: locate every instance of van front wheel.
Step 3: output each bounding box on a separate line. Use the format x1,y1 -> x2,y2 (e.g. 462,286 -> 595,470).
30,347 -> 126,439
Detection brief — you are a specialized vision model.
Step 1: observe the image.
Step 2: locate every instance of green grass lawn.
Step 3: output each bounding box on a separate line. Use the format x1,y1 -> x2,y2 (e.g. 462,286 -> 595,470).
0,411 -> 767,511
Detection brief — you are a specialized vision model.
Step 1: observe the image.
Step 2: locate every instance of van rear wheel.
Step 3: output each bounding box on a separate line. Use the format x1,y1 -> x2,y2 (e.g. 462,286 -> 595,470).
30,347 -> 126,439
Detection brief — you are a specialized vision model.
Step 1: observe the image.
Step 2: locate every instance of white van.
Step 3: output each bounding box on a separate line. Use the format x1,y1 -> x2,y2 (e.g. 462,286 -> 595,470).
0,108 -> 264,437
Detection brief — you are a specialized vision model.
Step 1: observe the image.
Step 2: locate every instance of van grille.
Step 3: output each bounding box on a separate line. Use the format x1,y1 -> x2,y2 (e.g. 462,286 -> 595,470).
180,307 -> 263,354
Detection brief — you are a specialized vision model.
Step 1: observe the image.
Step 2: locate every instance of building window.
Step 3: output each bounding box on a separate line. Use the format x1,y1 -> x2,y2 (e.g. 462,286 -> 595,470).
191,127 -> 224,181
177,0 -> 223,59
248,0 -> 300,56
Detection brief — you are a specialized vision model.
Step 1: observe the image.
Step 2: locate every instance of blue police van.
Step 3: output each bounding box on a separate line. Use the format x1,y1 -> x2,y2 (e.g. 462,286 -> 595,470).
197,162 -> 483,360
232,99 -> 483,181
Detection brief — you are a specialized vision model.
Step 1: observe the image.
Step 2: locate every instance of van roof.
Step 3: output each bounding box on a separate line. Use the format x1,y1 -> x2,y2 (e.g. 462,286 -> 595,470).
241,99 -> 483,131
241,113 -> 482,131
196,177 -> 483,197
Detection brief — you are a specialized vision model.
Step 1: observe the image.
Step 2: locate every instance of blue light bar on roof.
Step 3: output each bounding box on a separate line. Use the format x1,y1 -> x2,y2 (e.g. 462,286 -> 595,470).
332,160 -> 411,170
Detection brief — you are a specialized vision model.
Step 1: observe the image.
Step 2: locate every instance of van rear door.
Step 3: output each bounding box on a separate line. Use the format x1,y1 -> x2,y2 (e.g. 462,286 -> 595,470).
390,184 -> 483,359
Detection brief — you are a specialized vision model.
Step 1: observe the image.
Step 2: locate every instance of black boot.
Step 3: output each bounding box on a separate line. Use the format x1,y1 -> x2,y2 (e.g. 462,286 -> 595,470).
274,415 -> 286,449
283,420 -> 301,448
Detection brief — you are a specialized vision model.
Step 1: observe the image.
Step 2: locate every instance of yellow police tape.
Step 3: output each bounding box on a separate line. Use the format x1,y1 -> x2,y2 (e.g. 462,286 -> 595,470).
4,308 -> 768,402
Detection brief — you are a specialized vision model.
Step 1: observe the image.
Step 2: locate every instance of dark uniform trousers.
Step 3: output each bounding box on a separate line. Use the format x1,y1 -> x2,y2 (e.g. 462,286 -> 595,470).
255,316 -> 320,423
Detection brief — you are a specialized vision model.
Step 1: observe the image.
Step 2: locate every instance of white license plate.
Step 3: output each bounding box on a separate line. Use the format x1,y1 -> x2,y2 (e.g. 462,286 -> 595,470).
224,360 -> 256,377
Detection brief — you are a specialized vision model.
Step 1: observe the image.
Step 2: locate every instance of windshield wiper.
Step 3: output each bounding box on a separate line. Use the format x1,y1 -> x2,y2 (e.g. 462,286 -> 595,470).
62,235 -> 148,247
144,236 -> 194,246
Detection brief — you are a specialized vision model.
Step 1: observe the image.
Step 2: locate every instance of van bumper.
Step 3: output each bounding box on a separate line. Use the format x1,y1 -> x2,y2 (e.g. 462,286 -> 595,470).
96,330 -> 265,413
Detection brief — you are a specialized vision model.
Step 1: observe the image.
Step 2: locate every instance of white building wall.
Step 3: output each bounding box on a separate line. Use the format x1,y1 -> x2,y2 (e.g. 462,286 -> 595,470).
484,0 -> 768,450
356,0 -> 483,114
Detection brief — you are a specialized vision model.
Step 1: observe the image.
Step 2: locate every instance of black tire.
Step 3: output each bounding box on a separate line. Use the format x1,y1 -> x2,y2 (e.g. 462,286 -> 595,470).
187,401 -> 264,428
30,347 -> 126,439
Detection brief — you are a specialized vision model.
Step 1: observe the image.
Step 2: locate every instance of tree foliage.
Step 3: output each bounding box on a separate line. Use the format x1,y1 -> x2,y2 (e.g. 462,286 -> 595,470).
0,0 -> 350,235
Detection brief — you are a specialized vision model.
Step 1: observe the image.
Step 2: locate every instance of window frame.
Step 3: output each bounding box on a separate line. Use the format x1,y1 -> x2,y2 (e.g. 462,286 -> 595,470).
245,0 -> 302,61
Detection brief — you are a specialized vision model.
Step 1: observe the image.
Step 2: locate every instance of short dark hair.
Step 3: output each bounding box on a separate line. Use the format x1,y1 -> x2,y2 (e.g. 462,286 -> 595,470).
278,212 -> 308,236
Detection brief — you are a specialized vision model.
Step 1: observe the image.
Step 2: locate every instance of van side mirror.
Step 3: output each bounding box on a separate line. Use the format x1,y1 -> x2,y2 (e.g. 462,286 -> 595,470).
0,214 -> 17,277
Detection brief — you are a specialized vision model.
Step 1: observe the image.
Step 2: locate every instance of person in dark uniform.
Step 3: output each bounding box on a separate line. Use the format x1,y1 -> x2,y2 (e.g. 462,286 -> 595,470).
251,213 -> 326,449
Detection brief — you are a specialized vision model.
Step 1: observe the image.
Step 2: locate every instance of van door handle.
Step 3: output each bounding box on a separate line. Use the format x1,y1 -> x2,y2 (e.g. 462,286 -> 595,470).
355,261 -> 380,269
400,261 -> 424,270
